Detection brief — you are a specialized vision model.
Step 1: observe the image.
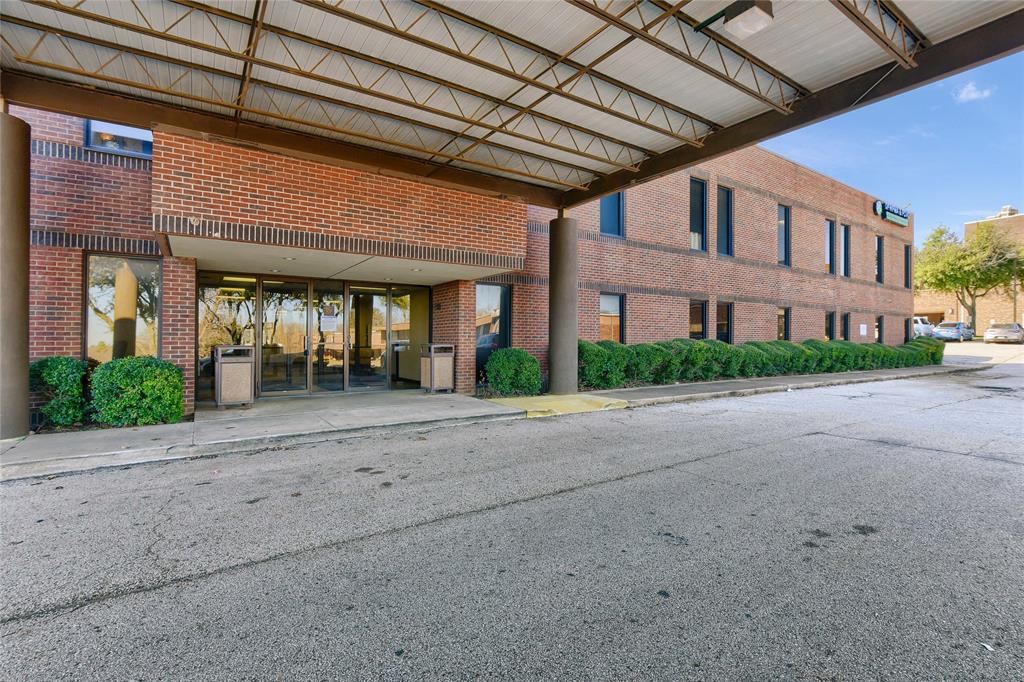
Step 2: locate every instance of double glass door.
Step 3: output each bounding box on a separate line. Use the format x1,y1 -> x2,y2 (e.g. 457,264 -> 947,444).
198,273 -> 429,399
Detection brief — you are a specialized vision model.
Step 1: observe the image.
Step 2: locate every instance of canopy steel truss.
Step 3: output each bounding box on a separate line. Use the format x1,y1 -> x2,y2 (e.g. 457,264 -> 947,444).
563,0 -> 804,113
830,0 -> 926,69
1,0 -> 1020,207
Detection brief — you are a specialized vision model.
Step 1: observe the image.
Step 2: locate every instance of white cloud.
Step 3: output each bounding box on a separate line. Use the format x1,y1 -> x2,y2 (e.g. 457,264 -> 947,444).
953,81 -> 992,103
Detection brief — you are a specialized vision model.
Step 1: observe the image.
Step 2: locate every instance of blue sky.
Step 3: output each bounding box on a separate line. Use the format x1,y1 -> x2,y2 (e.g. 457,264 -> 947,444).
760,52 -> 1024,247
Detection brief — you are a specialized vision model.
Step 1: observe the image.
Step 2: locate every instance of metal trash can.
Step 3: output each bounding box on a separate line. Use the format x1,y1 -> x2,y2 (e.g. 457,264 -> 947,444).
420,344 -> 455,393
214,345 -> 254,408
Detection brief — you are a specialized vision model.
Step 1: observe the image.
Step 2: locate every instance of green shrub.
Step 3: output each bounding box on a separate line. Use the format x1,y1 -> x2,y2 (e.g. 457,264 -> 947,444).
736,344 -> 770,377
745,341 -> 789,375
91,356 -> 184,426
29,356 -> 88,427
768,340 -> 818,373
596,340 -> 630,388
578,340 -> 626,390
802,339 -> 840,373
485,348 -> 542,396
626,343 -> 672,384
906,336 -> 944,364
702,339 -> 742,378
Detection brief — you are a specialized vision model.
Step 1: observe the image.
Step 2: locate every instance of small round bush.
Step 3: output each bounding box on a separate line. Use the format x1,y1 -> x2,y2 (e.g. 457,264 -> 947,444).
485,348 -> 542,397
29,356 -> 88,426
627,343 -> 672,384
91,356 -> 184,426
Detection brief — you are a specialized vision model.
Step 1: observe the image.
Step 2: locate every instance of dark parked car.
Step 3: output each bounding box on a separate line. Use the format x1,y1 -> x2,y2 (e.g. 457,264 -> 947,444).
476,333 -> 500,379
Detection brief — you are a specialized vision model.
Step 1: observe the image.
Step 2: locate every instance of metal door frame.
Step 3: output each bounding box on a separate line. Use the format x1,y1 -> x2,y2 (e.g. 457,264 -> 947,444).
344,282 -> 393,392
256,275 -> 314,397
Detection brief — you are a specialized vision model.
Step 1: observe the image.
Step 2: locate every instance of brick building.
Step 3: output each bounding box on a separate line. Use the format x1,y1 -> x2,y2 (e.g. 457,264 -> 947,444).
14,106 -> 914,418
914,206 -> 1024,333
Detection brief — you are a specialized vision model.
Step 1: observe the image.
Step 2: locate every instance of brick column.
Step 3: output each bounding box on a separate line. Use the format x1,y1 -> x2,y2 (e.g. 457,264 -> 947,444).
432,280 -> 476,394
161,256 -> 197,414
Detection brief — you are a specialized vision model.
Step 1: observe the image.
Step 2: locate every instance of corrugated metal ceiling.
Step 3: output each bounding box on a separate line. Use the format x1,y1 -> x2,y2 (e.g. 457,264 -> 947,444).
1,0 -> 1020,196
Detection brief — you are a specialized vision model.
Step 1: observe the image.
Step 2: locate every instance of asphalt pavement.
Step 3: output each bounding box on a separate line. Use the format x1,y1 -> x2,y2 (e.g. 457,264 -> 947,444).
2,343 -> 1022,680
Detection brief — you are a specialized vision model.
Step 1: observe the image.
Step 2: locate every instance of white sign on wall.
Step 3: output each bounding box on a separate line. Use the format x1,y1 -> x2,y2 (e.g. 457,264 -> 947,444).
859,324 -> 868,337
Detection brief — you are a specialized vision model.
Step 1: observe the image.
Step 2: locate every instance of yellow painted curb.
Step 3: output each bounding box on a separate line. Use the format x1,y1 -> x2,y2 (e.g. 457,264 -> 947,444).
487,395 -> 628,418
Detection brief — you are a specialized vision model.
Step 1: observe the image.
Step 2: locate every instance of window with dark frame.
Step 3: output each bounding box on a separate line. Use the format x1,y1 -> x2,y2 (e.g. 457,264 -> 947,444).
85,254 -> 161,364
904,244 -> 912,289
777,307 -> 791,340
600,293 -> 624,343
599,192 -> 625,237
717,186 -> 734,256
475,283 -> 511,382
875,235 -> 885,283
841,312 -> 851,341
777,205 -> 791,266
825,311 -> 836,341
875,315 -> 884,342
85,120 -> 153,158
689,300 -> 707,339
841,224 -> 851,277
689,178 -> 707,251
904,317 -> 912,343
716,302 -> 733,343
825,219 -> 836,274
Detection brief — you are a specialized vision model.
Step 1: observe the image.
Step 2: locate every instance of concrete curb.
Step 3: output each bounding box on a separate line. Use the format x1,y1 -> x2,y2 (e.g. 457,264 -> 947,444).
611,365 -> 986,408
0,410 -> 524,482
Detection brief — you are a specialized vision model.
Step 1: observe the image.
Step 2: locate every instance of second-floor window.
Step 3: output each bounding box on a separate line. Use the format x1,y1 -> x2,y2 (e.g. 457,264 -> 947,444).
777,205 -> 791,266
717,186 -> 734,256
85,120 -> 153,157
825,219 -> 836,274
840,224 -> 851,277
599,192 -> 625,237
904,244 -> 912,289
875,235 -> 885,283
690,178 -> 707,251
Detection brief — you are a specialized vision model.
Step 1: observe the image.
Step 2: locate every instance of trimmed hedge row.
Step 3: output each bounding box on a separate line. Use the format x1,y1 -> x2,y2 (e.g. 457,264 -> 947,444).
29,355 -> 184,428
578,337 -> 944,390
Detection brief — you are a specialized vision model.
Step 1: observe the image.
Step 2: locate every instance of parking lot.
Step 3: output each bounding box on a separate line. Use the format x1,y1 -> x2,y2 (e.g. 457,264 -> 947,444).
2,343 -> 1022,680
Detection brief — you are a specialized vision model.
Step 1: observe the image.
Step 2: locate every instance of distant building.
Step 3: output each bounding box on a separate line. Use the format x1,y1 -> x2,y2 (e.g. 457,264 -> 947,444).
915,206 -> 1024,332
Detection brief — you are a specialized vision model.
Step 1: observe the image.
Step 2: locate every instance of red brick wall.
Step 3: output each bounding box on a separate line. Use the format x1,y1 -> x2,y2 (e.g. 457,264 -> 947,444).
520,145 -> 914,358
431,280 -> 477,394
151,131 -> 527,260
162,257 -> 197,414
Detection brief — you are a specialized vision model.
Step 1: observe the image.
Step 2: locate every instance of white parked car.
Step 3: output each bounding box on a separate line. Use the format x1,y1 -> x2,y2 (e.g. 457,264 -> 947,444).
912,316 -> 934,337
983,323 -> 1024,344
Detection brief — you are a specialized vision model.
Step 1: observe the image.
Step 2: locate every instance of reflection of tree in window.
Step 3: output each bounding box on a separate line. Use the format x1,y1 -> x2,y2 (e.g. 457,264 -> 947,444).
87,256 -> 160,363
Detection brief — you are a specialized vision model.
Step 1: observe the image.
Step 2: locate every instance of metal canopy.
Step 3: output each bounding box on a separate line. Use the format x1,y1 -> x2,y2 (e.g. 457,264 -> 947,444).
1,0 -> 1022,208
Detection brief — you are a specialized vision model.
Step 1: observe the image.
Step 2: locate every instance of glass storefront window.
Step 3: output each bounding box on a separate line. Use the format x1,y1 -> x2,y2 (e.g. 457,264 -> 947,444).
476,284 -> 511,381
197,273 -> 256,402
599,293 -> 623,343
86,255 -> 160,364
689,300 -> 707,340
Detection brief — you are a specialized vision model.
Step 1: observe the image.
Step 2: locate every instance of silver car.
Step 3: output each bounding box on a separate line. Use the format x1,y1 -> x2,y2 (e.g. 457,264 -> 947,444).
932,321 -> 974,342
983,323 -> 1024,344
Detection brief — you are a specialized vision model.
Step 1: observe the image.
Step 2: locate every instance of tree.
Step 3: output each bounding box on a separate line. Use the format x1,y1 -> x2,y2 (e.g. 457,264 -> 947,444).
915,222 -> 1022,326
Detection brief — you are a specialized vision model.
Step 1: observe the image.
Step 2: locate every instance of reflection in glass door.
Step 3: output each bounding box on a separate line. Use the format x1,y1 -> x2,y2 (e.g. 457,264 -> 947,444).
261,280 -> 309,393
312,281 -> 345,392
390,286 -> 430,389
348,286 -> 389,390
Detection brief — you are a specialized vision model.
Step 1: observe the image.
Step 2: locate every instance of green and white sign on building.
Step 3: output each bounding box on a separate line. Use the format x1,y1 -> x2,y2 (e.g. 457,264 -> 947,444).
873,200 -> 910,227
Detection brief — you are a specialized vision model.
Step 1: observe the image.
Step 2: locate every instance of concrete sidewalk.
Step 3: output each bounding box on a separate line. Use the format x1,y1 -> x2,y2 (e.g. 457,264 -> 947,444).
592,363 -> 981,407
0,391 -> 524,481
0,363 -> 980,481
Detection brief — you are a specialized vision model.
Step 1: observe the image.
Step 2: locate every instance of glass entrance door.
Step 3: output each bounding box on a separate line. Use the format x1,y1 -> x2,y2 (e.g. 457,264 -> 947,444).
348,286 -> 389,390
260,279 -> 309,394
312,281 -> 345,392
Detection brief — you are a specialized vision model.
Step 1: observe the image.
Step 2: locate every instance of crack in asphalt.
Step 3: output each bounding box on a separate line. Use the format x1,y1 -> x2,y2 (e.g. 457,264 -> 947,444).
819,432 -> 1023,467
